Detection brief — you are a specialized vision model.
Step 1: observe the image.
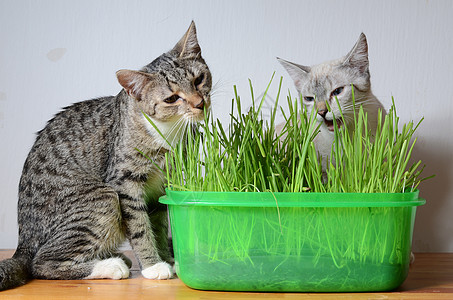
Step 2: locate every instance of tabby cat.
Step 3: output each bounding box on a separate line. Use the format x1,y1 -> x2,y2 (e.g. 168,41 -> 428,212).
0,21 -> 211,290
277,33 -> 385,167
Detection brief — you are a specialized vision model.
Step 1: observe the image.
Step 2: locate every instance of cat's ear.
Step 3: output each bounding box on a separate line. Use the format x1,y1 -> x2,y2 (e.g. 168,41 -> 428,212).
342,33 -> 369,73
173,21 -> 201,58
277,57 -> 310,92
116,69 -> 152,101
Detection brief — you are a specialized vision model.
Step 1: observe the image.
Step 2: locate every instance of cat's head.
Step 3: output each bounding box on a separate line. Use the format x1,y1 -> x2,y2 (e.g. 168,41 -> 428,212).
116,21 -> 211,130
278,33 -> 372,132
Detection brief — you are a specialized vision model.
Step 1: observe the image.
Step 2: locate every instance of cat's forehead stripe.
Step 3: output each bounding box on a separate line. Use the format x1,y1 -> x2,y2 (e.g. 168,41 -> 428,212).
157,71 -> 173,91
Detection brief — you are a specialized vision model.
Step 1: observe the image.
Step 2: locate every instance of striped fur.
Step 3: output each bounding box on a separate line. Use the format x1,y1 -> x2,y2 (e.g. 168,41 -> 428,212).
0,21 -> 211,290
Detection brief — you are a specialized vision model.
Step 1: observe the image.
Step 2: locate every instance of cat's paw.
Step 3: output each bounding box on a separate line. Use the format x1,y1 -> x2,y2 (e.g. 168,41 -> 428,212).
117,253 -> 133,268
86,257 -> 130,280
141,262 -> 174,280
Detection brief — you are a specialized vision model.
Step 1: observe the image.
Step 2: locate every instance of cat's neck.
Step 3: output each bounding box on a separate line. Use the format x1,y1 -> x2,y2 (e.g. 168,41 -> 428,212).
141,113 -> 186,150
117,90 -> 185,154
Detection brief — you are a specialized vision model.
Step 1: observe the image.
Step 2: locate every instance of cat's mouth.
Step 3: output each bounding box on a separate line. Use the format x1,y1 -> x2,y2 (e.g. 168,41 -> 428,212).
324,118 -> 343,132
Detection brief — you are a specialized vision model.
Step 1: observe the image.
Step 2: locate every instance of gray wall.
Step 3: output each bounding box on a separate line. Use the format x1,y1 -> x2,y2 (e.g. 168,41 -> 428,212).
1,0 -> 452,252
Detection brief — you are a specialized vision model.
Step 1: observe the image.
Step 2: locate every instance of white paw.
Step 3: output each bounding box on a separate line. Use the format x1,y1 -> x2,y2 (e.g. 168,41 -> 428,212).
141,262 -> 174,280
86,257 -> 130,280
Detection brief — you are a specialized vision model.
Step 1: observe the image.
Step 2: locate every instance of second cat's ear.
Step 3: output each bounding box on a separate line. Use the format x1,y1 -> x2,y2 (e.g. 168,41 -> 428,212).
277,57 -> 311,92
116,69 -> 151,101
173,21 -> 201,58
343,33 -> 369,73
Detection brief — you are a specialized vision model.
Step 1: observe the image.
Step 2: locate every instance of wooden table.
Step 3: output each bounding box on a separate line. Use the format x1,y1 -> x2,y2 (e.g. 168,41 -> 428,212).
1,250 -> 452,299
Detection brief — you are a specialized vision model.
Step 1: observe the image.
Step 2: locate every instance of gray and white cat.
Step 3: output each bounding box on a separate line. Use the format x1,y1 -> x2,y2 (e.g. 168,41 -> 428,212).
277,33 -> 384,166
0,21 -> 211,290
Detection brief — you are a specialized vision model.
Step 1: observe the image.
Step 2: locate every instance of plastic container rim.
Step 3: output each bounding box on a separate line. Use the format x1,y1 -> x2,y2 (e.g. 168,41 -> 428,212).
160,188 -> 426,208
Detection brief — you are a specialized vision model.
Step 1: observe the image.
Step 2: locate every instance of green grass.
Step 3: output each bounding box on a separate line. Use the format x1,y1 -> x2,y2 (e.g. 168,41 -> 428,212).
153,76 -> 429,193
325,95 -> 429,193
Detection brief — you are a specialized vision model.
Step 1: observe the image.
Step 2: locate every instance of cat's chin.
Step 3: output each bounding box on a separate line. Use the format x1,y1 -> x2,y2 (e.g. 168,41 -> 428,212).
324,118 -> 343,132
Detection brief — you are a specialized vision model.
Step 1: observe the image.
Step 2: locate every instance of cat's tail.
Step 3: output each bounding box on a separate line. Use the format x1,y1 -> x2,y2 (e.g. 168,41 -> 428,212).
0,252 -> 30,291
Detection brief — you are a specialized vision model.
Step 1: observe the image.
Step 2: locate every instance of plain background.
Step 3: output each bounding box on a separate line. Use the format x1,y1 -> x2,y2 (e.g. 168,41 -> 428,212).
0,0 -> 452,252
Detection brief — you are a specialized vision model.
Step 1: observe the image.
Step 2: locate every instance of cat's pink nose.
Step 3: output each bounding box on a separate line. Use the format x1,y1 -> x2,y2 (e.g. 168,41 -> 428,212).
194,99 -> 204,110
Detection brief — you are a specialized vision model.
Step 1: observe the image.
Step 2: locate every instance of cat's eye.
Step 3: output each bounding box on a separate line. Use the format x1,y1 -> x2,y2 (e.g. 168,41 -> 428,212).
331,87 -> 344,97
304,96 -> 315,102
164,94 -> 180,104
194,74 -> 204,87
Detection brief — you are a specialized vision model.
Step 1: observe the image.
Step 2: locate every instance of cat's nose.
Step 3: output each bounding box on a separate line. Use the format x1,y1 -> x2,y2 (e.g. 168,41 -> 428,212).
194,99 -> 204,110
317,108 -> 328,118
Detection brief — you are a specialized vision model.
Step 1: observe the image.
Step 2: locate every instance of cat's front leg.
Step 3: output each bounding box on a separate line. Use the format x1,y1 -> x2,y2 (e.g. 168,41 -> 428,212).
118,192 -> 174,280
149,207 -> 174,265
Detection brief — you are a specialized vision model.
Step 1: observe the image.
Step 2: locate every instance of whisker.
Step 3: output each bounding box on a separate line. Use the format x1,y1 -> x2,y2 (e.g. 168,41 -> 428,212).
171,118 -> 189,144
152,117 -> 187,156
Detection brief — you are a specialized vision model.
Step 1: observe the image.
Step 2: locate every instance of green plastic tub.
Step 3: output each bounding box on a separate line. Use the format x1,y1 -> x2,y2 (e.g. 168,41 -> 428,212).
159,189 -> 425,292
